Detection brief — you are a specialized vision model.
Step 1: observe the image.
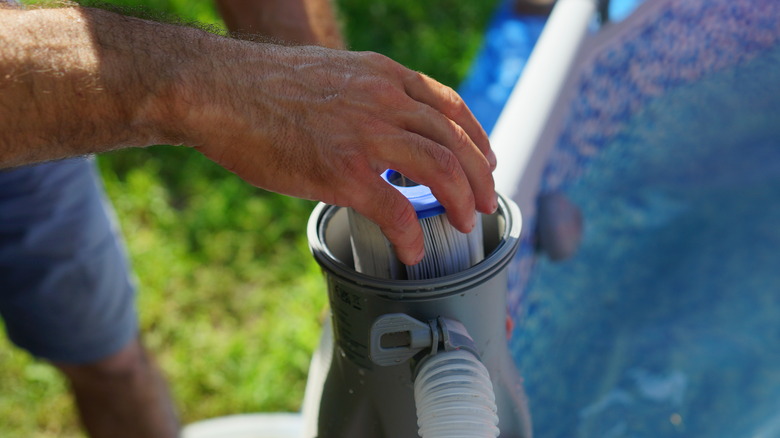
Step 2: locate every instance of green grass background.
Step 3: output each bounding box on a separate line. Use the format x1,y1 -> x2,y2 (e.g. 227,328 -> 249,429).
1,0 -> 500,435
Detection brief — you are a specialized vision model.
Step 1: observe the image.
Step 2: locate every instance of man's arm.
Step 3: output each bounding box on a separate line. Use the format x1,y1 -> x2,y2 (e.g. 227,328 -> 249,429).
0,6 -> 497,265
0,7 -> 173,165
215,0 -> 344,48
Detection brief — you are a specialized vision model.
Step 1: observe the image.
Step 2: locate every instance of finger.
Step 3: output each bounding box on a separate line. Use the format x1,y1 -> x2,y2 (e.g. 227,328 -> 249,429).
402,71 -> 496,170
401,102 -> 498,215
375,132 -> 478,234
349,176 -> 426,266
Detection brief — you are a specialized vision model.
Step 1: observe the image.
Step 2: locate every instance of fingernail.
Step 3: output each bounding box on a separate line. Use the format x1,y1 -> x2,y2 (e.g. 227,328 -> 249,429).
491,193 -> 499,214
470,212 -> 477,230
487,149 -> 497,170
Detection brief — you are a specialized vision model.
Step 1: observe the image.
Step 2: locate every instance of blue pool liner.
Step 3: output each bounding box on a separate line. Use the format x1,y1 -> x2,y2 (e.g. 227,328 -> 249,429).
460,0 -> 780,437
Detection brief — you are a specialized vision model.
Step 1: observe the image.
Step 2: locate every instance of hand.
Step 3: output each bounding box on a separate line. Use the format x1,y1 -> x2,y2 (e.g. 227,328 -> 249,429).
174,42 -> 498,265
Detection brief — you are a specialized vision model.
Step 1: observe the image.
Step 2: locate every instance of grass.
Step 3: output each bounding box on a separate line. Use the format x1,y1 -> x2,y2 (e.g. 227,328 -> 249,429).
1,0 -> 500,436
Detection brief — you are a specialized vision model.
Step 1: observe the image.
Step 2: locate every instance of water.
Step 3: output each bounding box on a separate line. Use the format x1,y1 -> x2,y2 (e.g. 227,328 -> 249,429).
510,43 -> 780,438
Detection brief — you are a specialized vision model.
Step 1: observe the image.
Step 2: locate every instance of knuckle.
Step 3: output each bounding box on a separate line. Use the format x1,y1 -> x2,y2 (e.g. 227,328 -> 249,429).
361,50 -> 386,61
361,51 -> 395,70
390,200 -> 419,230
373,80 -> 402,102
365,51 -> 414,79
406,70 -> 426,84
359,189 -> 418,240
355,76 -> 406,110
360,116 -> 390,139
444,88 -> 468,116
341,151 -> 365,173
451,124 -> 472,151
374,189 -> 416,230
429,147 -> 461,181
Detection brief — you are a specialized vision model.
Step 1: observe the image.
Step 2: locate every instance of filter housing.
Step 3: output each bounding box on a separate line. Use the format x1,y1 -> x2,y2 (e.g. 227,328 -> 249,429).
303,193 -> 532,438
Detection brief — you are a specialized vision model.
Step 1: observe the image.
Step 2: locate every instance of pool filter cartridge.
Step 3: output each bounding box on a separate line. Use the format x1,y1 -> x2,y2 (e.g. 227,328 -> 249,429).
348,170 -> 484,280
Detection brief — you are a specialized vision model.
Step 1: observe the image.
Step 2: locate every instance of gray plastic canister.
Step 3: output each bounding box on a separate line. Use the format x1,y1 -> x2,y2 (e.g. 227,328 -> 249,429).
303,193 -> 532,438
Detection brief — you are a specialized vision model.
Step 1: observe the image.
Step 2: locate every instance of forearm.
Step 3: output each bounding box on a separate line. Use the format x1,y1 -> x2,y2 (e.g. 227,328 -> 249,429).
215,0 -> 344,48
0,5 -> 497,266
0,6 -> 214,167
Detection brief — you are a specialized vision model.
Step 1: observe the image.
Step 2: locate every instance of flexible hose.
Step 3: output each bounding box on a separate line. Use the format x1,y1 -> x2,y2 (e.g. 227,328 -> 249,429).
414,350 -> 499,438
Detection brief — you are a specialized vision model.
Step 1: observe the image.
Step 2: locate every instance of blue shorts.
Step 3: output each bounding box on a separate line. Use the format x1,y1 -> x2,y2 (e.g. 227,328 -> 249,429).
0,158 -> 137,364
